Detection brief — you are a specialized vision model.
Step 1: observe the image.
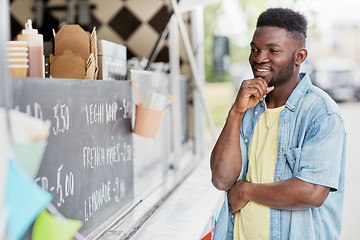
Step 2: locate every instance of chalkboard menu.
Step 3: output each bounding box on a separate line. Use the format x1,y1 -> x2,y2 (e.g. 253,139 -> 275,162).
12,77 -> 134,237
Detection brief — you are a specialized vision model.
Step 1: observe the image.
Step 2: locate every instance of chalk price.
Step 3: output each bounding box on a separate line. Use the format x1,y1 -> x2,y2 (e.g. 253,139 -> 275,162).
119,98 -> 131,119
52,104 -> 70,135
55,164 -> 75,207
35,164 -> 75,207
84,177 -> 126,221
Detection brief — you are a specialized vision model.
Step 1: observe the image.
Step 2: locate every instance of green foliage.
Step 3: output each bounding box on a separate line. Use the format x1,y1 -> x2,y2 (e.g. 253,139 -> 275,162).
204,82 -> 236,126
203,3 -> 229,82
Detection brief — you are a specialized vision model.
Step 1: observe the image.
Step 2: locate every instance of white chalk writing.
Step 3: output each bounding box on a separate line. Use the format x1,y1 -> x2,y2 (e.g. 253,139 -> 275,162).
34,164 -> 75,208
84,179 -> 127,221
85,101 -> 120,126
14,102 -> 44,120
83,142 -> 132,170
52,104 -> 70,135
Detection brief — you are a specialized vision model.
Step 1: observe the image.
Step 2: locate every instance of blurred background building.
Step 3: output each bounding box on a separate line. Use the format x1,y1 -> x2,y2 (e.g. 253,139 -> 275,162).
203,0 -> 360,94
202,0 -> 360,127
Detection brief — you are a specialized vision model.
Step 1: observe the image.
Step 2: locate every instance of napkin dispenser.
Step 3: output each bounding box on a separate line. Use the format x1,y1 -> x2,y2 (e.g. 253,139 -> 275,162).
97,40 -> 127,80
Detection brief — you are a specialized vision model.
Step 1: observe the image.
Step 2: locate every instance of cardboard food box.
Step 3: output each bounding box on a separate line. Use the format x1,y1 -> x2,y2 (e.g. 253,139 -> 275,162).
50,50 -> 85,79
50,25 -> 98,80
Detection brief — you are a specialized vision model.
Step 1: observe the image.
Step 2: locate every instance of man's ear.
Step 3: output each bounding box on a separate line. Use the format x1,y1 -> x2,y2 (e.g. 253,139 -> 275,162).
295,48 -> 307,66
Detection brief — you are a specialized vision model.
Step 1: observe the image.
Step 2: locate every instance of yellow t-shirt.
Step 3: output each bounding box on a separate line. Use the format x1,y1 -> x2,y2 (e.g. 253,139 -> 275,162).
234,105 -> 285,240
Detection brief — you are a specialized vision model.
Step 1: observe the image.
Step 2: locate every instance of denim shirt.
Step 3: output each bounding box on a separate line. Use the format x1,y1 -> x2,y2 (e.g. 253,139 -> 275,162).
213,73 -> 346,240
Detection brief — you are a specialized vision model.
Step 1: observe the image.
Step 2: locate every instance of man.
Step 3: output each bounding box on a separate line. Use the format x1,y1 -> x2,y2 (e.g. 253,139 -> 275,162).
210,8 -> 346,240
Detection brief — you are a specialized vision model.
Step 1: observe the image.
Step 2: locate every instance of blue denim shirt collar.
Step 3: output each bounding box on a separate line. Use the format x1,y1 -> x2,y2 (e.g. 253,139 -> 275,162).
285,72 -> 309,111
258,73 -> 309,111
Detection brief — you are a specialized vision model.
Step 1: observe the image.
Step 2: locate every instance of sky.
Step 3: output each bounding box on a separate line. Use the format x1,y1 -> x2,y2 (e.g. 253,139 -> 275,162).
216,0 -> 360,47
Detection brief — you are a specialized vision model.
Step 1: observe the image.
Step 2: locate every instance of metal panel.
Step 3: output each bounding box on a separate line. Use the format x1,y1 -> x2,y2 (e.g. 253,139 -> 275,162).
0,0 -> 11,109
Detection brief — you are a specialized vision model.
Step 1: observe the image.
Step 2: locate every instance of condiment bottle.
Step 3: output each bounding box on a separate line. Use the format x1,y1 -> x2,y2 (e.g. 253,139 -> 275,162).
17,19 -> 44,78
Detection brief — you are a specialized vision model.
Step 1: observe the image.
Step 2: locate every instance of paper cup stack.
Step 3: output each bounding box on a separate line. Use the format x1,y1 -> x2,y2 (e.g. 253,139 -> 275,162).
6,41 -> 29,77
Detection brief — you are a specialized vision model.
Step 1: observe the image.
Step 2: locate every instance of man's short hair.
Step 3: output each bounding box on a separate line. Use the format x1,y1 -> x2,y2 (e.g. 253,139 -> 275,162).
256,8 -> 307,45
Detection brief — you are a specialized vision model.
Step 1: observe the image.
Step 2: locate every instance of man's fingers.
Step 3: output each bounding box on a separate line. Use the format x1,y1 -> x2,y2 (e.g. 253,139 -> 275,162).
242,78 -> 269,99
266,86 -> 275,94
255,77 -> 269,94
245,87 -> 262,100
235,78 -> 272,113
228,199 -> 238,213
242,85 -> 267,101
261,86 -> 275,100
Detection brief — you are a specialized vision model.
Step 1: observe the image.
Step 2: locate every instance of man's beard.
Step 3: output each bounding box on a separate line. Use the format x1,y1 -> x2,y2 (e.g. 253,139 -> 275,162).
268,53 -> 296,87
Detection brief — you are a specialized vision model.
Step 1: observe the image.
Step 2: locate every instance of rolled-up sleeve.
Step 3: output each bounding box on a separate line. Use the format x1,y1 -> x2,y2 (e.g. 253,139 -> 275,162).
296,112 -> 345,191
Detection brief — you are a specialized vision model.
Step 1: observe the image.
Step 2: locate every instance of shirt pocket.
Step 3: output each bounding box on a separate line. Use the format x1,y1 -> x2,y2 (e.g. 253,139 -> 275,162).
284,147 -> 301,176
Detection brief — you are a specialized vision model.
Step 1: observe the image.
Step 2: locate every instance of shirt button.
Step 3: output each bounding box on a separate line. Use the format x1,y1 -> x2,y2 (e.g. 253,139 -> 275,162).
255,111 -> 258,115
281,148 -> 284,153
292,106 -> 295,109
245,139 -> 248,143
277,177 -> 280,181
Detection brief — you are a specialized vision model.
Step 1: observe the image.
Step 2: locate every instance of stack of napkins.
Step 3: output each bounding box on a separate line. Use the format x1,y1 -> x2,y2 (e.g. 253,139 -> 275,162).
50,25 -> 98,80
143,90 -> 170,111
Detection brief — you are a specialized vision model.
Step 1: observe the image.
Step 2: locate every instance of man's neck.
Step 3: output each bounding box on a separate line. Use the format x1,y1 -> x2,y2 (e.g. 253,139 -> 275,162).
265,74 -> 301,109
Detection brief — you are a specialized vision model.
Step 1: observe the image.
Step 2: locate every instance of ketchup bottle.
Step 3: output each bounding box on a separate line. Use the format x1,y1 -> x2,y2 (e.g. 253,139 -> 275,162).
17,19 -> 44,78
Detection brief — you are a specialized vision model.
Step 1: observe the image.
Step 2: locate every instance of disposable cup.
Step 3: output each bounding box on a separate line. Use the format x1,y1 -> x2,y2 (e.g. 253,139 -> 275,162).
7,65 -> 29,77
7,58 -> 29,65
7,41 -> 27,48
7,47 -> 28,53
12,140 -> 48,179
7,52 -> 28,59
134,103 -> 165,138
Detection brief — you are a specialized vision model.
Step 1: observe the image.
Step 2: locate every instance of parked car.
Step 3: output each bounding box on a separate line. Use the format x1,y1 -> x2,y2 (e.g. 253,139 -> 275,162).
310,57 -> 360,102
